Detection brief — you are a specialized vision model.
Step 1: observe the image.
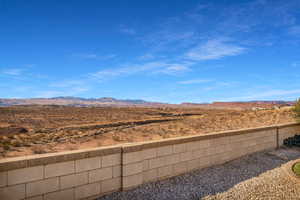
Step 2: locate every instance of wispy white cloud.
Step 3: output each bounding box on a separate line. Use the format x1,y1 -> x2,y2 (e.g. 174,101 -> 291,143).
81,54 -> 97,59
185,39 -> 246,61
289,26 -> 300,36
73,53 -> 116,60
120,25 -> 136,35
141,0 -> 300,56
178,79 -> 212,84
1,68 -> 24,76
89,61 -> 191,80
138,53 -> 155,60
142,30 -> 196,51
292,61 -> 300,67
154,64 -> 190,75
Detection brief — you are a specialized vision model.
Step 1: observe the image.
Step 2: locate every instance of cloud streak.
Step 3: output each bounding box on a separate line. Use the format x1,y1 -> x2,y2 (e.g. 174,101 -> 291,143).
178,79 -> 212,84
1,68 -> 24,76
185,39 -> 246,61
89,61 -> 192,80
120,25 -> 136,35
289,26 -> 300,36
73,53 -> 116,60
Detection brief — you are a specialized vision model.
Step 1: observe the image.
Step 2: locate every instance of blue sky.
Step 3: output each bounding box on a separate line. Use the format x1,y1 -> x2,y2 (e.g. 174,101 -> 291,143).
1,0 -> 300,103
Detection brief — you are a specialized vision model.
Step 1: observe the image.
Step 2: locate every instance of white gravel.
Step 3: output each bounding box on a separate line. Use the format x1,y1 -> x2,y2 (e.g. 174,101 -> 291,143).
98,147 -> 300,200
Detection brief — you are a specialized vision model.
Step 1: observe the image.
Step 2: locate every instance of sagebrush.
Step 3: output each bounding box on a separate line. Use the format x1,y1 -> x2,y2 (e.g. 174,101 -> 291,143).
293,99 -> 300,121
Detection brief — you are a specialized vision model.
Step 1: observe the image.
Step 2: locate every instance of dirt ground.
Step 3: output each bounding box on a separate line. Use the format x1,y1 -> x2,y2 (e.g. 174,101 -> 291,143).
0,105 -> 295,158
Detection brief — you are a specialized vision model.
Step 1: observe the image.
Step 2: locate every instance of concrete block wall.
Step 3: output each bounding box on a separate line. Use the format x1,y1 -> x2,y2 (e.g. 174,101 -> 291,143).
0,146 -> 122,200
278,123 -> 300,146
0,122 -> 299,199
121,126 -> 278,189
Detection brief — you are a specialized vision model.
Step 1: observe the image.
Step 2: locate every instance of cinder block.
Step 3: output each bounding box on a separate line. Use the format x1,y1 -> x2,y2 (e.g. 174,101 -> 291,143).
173,143 -> 186,154
180,151 -> 193,162
113,165 -> 121,178
186,140 -> 210,151
123,162 -> 143,176
261,130 -> 274,137
192,148 -> 209,159
228,142 -> 241,152
161,154 -> 180,166
45,161 -> 75,178
123,151 -> 142,165
199,156 -> 210,168
26,177 -> 59,197
8,166 -> 43,185
101,177 -> 121,193
248,132 -> 260,139
143,169 -> 158,183
279,127 -> 297,135
27,195 -> 43,200
229,134 -> 248,143
245,138 -> 261,148
75,157 -> 101,173
157,165 -> 173,178
0,171 -> 7,187
210,153 -> 227,166
210,137 -> 229,146
259,135 -> 275,144
60,172 -> 88,190
0,184 -> 25,200
75,182 -> 100,200
143,160 -> 149,171
142,148 -> 157,159
173,162 -> 187,175
198,140 -> 211,149
102,154 -> 121,167
156,145 -> 173,157
185,141 -> 198,151
123,173 -> 143,189
187,159 -> 200,171
148,157 -> 165,169
227,150 -> 241,160
89,167 -> 113,183
44,188 -> 74,200
208,154 -> 218,166
212,144 -> 230,154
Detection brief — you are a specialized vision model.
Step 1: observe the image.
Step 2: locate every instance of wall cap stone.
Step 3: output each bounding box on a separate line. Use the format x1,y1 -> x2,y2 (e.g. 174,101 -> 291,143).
123,122 -> 300,153
0,145 -> 122,172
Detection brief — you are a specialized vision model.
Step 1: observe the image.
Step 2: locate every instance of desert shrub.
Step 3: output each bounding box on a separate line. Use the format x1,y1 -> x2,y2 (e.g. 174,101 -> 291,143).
293,99 -> 300,121
3,144 -> 10,151
31,145 -> 47,154
293,162 -> 300,176
112,135 -> 122,142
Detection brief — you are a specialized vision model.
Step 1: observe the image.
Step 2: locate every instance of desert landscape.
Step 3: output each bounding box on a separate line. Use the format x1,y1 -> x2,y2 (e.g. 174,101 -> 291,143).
2,1 -> 300,199
0,99 -> 295,158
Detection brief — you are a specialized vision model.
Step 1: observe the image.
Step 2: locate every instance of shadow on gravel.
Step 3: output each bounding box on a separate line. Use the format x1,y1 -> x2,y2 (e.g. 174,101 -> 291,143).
98,147 -> 300,200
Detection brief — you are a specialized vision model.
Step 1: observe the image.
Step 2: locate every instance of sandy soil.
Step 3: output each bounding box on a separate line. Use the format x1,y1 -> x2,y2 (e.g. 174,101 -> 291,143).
0,105 -> 295,158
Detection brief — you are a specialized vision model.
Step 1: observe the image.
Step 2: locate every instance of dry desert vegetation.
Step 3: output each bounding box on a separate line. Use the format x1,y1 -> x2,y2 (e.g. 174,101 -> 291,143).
0,105 -> 295,158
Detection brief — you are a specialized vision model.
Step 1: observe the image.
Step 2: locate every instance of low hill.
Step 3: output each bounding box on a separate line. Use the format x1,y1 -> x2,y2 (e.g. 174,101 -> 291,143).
0,97 -> 164,107
0,97 -> 295,109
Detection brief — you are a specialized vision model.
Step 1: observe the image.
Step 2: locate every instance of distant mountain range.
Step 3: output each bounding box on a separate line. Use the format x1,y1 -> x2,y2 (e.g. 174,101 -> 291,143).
0,97 -> 164,107
0,97 -> 295,108
181,101 -> 295,109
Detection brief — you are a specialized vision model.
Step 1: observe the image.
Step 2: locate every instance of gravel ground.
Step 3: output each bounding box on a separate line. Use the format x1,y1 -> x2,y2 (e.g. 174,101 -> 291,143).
98,147 -> 300,200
